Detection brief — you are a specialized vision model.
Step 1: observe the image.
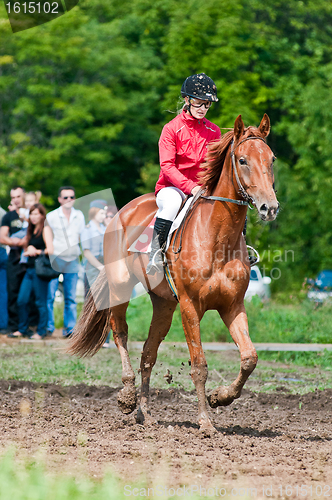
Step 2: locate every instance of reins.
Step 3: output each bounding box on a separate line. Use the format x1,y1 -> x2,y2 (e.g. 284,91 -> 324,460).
171,135 -> 269,255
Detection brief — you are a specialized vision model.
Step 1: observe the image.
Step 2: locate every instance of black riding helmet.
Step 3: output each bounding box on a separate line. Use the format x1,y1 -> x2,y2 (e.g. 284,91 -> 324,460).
181,73 -> 218,102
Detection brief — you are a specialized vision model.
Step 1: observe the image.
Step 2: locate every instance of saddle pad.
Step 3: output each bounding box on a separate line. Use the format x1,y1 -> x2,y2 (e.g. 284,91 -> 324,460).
128,197 -> 193,254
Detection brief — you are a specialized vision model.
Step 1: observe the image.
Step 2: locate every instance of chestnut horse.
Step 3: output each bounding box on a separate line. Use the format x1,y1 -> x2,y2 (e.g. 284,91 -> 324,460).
68,114 -> 278,434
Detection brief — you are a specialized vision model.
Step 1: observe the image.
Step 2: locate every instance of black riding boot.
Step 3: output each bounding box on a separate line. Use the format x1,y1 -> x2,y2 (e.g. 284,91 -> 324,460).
146,218 -> 173,275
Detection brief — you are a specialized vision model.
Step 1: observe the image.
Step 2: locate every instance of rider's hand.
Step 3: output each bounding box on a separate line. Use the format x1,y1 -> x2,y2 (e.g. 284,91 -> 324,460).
191,186 -> 200,196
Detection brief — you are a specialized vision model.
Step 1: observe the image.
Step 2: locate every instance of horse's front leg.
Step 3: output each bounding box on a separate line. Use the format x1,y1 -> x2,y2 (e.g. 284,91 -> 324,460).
208,304 -> 257,408
180,297 -> 216,434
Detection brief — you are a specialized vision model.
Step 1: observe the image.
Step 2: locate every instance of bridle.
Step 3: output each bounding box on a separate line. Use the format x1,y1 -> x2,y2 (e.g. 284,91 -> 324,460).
172,136 -> 272,255
201,136 -> 269,206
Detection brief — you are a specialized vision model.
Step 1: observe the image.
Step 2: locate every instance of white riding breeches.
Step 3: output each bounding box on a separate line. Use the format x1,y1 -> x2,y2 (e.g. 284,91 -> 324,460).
156,187 -> 187,221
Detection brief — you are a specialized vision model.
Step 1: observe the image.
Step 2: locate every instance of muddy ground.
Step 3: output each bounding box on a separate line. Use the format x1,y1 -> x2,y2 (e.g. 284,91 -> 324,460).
0,379 -> 331,498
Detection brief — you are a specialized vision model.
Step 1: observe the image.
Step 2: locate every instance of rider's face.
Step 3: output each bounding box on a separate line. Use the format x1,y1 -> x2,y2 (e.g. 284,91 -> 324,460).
185,96 -> 211,120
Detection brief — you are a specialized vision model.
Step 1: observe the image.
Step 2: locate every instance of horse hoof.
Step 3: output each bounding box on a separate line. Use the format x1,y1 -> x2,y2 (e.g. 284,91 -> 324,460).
207,387 -> 235,408
117,386 -> 137,414
199,422 -> 217,437
136,407 -> 158,426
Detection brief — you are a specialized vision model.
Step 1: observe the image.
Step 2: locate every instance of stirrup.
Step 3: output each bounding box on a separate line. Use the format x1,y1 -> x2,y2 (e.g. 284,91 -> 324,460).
146,249 -> 164,275
247,245 -> 260,267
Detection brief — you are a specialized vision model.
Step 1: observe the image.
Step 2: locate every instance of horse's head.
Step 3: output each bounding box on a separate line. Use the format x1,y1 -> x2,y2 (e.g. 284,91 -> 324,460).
232,114 -> 279,221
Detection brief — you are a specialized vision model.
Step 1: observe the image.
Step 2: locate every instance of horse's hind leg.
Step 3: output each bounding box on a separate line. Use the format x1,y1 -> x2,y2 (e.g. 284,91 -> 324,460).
111,303 -> 137,414
179,297 -> 216,434
136,293 -> 177,425
208,304 -> 258,408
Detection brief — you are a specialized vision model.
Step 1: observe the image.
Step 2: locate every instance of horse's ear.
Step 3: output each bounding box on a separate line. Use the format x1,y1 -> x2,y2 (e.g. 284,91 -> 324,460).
234,115 -> 244,141
259,113 -> 270,137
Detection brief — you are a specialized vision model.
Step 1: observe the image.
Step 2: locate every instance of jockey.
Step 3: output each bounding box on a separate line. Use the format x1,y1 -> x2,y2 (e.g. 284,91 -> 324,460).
146,73 -> 221,275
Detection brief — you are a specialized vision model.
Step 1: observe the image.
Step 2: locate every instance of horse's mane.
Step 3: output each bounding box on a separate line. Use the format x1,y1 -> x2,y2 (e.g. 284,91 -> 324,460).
199,126 -> 266,194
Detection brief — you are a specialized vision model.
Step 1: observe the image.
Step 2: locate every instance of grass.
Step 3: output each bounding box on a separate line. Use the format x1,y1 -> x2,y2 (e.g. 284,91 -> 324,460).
0,343 -> 332,395
0,450 -> 219,500
126,293 -> 332,344
0,450 -> 121,500
55,293 -> 332,344
47,294 -> 332,394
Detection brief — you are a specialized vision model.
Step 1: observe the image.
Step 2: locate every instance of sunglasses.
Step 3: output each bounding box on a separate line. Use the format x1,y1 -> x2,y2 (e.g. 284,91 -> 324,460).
189,97 -> 212,109
63,196 -> 75,200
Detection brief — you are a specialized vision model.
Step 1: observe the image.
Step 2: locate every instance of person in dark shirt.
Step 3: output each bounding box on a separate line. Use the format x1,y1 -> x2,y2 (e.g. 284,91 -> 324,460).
0,187 -> 26,333
9,203 -> 53,340
0,206 -> 8,332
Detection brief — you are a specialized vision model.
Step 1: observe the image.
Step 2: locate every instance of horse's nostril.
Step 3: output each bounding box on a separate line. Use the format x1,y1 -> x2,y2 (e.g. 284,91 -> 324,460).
260,204 -> 268,213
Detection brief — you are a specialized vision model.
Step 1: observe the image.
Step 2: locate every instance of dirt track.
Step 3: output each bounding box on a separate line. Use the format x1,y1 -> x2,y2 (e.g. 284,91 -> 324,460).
0,380 -> 331,497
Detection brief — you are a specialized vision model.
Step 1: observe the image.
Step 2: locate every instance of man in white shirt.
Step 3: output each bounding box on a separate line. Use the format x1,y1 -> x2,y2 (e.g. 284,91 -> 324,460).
46,186 -> 85,338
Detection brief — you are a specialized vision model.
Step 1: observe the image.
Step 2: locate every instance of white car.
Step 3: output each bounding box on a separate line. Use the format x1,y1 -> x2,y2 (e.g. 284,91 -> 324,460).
245,265 -> 271,301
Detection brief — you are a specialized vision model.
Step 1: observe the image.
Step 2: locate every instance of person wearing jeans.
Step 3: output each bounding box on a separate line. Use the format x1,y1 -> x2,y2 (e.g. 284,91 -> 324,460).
17,268 -> 49,338
47,258 -> 79,336
0,187 -> 27,334
0,205 -> 8,332
10,203 -> 53,339
46,186 -> 85,338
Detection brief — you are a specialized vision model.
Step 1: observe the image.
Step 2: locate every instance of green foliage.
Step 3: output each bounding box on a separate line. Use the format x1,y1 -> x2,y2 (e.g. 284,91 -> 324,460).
1,0 -> 332,287
123,294 -> 332,345
54,295 -> 332,346
259,350 -> 332,370
0,0 -> 162,206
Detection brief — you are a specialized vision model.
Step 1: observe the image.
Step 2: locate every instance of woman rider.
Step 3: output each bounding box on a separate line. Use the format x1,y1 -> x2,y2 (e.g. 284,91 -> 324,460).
146,73 -> 221,274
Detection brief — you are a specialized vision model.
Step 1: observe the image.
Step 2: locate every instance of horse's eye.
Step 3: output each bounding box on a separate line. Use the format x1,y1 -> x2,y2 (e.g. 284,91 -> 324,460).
239,158 -> 247,166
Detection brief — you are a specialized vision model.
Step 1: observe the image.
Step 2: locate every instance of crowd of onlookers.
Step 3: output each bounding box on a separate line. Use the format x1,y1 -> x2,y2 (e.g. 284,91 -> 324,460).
0,186 -> 116,340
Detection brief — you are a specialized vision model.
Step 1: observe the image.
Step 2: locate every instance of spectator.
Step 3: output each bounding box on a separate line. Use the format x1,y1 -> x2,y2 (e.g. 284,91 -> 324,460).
20,191 -> 42,223
20,191 -> 43,330
104,205 -> 117,228
81,200 -> 107,296
0,204 -> 8,333
0,187 -> 26,335
46,186 -> 85,338
9,204 -> 53,339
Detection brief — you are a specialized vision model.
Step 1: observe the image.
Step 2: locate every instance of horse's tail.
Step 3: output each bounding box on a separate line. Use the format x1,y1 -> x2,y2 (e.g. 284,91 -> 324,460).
67,268 -> 111,357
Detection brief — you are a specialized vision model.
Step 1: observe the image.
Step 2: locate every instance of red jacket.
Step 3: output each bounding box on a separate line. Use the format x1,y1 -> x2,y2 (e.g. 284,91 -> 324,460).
155,110 -> 221,195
